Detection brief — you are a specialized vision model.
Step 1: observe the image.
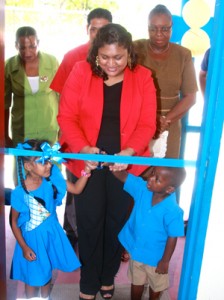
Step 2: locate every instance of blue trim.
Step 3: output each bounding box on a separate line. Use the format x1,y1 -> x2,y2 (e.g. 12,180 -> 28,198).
178,0 -> 224,298
185,126 -> 201,133
181,0 -> 189,8
3,147 -> 196,168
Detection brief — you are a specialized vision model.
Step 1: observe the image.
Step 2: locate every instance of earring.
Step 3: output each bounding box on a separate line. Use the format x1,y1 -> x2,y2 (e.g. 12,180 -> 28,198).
127,55 -> 132,69
95,56 -> 99,67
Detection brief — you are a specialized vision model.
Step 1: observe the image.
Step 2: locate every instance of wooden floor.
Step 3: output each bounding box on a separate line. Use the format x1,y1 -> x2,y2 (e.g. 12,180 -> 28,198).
5,201 -> 185,300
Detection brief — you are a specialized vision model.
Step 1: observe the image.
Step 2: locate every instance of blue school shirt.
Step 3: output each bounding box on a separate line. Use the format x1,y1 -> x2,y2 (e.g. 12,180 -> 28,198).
118,174 -> 184,267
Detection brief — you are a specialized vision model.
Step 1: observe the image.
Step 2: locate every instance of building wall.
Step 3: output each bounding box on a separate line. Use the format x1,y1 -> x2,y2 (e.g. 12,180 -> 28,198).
197,130 -> 224,299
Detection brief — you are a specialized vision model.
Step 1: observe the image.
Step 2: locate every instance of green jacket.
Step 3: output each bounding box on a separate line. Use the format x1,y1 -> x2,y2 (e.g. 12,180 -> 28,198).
5,51 -> 59,146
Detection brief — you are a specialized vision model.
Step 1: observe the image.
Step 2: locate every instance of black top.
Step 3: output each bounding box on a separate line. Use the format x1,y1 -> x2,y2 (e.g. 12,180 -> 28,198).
96,81 -> 123,154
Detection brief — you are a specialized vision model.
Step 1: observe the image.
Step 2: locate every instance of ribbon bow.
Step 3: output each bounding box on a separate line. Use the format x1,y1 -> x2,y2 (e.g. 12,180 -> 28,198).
16,142 -> 32,150
35,142 -> 66,164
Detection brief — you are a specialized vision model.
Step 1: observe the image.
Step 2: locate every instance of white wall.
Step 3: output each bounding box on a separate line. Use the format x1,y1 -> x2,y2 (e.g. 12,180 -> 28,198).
197,126 -> 224,299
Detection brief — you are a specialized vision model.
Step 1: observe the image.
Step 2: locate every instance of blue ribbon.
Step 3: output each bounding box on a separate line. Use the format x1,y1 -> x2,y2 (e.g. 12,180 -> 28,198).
2,146 -> 196,168
16,142 -> 32,151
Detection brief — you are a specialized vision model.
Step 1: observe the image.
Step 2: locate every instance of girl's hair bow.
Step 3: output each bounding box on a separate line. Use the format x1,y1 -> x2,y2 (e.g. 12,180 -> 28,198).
35,142 -> 66,164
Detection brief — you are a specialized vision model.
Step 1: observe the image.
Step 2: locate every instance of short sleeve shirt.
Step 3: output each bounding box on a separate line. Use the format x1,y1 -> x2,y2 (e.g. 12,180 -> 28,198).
118,174 -> 184,266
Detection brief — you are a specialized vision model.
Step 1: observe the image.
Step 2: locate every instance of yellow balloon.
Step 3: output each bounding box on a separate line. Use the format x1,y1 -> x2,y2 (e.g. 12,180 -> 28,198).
181,28 -> 210,57
182,0 -> 211,28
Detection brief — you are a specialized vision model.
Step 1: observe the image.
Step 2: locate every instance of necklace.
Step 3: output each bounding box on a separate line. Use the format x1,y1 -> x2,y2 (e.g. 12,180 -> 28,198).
148,42 -> 170,54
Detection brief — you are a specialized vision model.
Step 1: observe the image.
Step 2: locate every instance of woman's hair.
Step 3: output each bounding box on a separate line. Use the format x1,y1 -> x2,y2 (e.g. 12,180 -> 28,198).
17,139 -> 58,206
15,26 -> 38,42
148,4 -> 172,20
87,23 -> 137,80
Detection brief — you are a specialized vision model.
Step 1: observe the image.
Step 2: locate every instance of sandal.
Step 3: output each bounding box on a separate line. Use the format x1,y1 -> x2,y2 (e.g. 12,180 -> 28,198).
121,249 -> 130,262
100,286 -> 115,299
79,293 -> 96,300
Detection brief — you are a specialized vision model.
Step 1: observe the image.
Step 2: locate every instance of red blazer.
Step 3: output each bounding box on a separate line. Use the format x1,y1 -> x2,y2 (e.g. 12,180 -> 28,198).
57,61 -> 156,177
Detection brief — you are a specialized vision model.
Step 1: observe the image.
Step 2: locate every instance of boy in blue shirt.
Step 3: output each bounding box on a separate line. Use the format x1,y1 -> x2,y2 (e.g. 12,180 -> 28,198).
112,166 -> 186,300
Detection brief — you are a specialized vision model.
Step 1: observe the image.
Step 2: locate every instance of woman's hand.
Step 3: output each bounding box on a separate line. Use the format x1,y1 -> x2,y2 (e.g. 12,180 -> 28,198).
80,145 -> 100,154
80,145 -> 101,170
109,148 -> 135,172
158,116 -> 171,134
157,93 -> 196,137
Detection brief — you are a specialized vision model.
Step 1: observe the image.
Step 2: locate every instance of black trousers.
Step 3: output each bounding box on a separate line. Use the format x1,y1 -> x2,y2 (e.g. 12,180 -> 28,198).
74,168 -> 132,295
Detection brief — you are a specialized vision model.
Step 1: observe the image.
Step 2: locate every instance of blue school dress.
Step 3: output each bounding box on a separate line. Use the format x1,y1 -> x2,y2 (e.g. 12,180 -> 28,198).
10,164 -> 81,286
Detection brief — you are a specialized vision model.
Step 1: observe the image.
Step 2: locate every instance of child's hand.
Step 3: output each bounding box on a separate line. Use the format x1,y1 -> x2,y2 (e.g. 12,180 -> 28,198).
155,260 -> 169,274
81,146 -> 101,171
84,161 -> 97,173
23,246 -> 37,261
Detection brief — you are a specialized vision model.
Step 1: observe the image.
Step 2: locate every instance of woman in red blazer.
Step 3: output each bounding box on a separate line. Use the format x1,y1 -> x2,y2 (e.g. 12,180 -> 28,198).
58,23 -> 156,300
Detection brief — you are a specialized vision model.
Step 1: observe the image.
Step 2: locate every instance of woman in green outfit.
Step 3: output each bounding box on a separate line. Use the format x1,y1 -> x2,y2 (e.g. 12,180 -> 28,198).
5,26 -> 59,148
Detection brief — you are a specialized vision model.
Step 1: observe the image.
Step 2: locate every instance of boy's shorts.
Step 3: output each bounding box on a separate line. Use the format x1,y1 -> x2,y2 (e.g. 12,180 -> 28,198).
128,259 -> 169,292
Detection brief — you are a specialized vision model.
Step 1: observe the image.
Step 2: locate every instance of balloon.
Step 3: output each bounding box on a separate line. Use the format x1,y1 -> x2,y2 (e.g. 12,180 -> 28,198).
181,28 -> 210,57
182,0 -> 211,28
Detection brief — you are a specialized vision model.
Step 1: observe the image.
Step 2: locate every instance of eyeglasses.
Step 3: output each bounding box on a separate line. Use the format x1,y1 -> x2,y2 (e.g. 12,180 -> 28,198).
148,25 -> 172,35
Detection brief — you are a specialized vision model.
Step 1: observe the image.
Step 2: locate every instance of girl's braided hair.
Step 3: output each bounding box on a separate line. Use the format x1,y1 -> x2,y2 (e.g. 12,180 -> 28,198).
17,139 -> 58,206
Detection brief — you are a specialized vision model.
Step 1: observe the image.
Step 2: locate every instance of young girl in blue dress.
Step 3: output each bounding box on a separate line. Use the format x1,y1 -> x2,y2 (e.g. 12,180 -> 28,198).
10,139 -> 95,299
